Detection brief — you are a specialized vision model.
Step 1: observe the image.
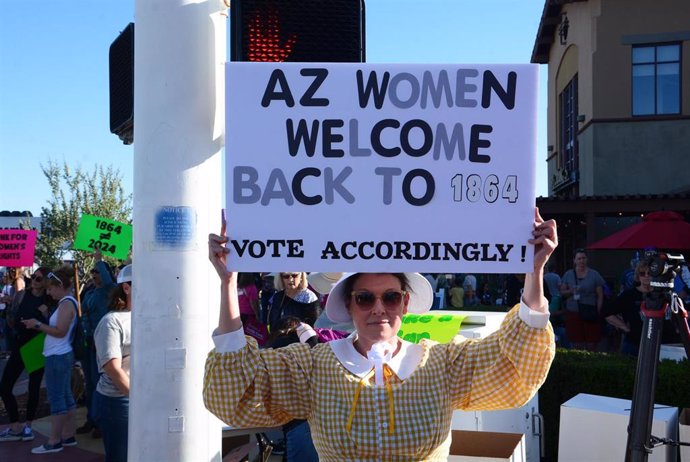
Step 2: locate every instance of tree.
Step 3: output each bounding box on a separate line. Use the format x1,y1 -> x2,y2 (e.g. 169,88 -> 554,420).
35,160 -> 132,273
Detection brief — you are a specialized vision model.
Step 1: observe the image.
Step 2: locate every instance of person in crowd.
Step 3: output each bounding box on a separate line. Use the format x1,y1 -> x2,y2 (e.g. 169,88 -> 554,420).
504,274 -> 525,307
603,260 -> 680,356
0,267 -> 54,443
1,268 -> 27,352
267,272 -> 320,333
542,261 -> 568,348
560,248 -> 605,351
77,250 -> 116,438
259,273 -> 276,326
479,282 -> 493,306
94,264 -> 132,462
21,267 -> 78,454
463,284 -> 480,307
238,272 -> 268,346
447,277 -> 464,309
203,210 -> 557,461
0,270 -> 13,351
619,255 -> 639,293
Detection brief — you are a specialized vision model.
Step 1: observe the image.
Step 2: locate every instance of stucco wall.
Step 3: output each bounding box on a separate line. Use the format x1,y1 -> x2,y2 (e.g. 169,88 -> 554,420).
593,0 -> 690,118
588,119 -> 690,194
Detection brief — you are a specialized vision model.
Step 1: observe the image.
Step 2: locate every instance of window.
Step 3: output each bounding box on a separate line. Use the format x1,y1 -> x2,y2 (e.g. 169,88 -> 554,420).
632,43 -> 680,116
559,75 -> 578,173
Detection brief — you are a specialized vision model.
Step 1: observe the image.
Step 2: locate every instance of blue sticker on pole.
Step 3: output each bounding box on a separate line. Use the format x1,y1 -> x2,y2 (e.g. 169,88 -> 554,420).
154,206 -> 196,249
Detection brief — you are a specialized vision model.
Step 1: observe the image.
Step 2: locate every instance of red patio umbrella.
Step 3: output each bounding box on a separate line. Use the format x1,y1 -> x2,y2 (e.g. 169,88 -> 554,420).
588,211 -> 690,250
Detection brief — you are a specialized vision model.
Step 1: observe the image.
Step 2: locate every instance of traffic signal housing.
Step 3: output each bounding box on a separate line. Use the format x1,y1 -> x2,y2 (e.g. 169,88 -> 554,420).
230,0 -> 365,63
109,23 -> 134,145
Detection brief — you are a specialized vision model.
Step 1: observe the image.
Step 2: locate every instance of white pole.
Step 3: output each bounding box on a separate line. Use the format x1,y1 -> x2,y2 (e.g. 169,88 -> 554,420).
130,1 -> 225,461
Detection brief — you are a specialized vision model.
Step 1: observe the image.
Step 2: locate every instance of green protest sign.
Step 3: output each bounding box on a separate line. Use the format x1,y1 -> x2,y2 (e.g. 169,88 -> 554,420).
74,214 -> 132,260
397,313 -> 466,344
20,333 -> 46,373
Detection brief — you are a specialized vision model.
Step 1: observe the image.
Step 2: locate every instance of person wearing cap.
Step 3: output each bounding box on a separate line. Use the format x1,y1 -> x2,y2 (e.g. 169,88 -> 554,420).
204,210 -> 557,461
78,250 -> 116,437
93,264 -> 132,462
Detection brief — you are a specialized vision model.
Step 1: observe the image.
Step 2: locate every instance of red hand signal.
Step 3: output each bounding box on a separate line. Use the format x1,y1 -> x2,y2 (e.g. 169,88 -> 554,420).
247,10 -> 297,62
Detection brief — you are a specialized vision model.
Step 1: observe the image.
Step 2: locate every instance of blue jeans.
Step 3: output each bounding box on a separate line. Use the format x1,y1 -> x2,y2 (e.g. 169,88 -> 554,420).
82,346 -> 100,424
95,391 -> 129,462
286,421 -> 318,462
44,352 -> 76,415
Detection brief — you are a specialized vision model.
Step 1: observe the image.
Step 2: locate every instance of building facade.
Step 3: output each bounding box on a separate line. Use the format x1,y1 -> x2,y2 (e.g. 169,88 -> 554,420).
533,0 -> 690,197
531,0 -> 690,279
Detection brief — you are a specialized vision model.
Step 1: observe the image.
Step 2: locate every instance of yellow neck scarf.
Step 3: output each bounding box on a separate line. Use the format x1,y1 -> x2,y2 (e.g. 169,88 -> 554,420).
346,364 -> 396,436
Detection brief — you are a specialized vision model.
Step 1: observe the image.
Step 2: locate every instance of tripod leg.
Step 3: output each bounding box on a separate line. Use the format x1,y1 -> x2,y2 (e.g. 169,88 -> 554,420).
626,315 -> 663,462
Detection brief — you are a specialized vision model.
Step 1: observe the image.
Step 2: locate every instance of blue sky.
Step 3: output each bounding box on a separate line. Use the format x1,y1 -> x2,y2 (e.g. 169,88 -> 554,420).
0,0 -> 548,216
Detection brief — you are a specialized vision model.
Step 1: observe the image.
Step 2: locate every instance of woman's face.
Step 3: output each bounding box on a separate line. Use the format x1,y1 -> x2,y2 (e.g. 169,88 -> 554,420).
573,252 -> 588,269
280,272 -> 301,290
30,271 -> 47,291
347,274 -> 410,345
46,278 -> 68,299
637,266 -> 652,287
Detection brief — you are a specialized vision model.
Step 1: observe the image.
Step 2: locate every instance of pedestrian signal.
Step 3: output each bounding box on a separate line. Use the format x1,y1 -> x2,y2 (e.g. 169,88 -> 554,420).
230,0 -> 365,63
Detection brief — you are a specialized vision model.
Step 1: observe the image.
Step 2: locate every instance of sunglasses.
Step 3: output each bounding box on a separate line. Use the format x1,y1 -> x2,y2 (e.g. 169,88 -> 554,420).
350,290 -> 407,309
32,275 -> 44,282
281,273 -> 300,280
47,272 -> 63,286
639,271 -> 651,276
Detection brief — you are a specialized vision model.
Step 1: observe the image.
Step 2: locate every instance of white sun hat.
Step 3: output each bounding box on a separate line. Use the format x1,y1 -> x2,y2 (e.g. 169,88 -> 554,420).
325,272 -> 434,323
117,264 -> 132,284
307,272 -> 343,295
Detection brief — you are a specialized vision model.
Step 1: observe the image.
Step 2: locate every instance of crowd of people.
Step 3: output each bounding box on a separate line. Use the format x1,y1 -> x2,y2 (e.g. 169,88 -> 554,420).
2,217 -> 688,461
542,248 -> 689,354
0,251 -> 132,460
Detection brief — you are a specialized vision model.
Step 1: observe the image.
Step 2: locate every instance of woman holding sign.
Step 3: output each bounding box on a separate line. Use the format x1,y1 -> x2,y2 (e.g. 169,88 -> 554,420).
204,210 -> 557,461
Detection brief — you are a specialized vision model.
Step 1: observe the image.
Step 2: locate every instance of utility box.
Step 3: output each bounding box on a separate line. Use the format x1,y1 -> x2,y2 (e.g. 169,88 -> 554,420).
558,393 -> 678,462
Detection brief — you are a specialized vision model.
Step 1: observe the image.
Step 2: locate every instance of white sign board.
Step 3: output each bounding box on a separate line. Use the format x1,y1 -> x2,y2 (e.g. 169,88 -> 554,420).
225,63 -> 538,272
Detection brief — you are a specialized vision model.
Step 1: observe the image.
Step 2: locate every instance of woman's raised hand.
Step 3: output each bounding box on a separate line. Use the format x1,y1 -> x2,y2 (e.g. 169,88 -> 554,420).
208,214 -> 234,282
529,208 -> 558,273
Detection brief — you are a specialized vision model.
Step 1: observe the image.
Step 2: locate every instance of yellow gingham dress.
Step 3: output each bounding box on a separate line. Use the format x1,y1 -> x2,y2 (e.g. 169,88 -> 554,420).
204,305 -> 554,461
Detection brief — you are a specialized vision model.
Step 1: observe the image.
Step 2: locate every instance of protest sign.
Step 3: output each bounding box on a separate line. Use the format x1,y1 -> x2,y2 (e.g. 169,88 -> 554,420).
20,333 -> 46,373
225,63 -> 538,272
398,313 -> 466,344
0,229 -> 37,267
74,214 -> 132,260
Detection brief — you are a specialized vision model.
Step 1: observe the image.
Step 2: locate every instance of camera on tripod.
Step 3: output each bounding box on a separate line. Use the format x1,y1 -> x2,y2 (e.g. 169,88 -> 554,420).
641,251 -> 685,292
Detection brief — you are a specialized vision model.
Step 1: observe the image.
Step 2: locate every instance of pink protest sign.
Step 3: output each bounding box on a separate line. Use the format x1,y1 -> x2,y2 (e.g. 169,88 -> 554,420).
0,230 -> 37,267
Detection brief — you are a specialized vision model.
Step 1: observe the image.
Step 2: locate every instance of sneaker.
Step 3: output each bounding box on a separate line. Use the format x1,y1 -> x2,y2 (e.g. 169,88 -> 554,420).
21,426 -> 35,441
75,421 -> 94,434
31,442 -> 64,454
61,436 -> 77,447
0,427 -> 23,442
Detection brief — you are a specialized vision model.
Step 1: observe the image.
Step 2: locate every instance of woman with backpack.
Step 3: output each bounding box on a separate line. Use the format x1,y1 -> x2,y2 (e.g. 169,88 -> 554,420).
21,266 -> 79,454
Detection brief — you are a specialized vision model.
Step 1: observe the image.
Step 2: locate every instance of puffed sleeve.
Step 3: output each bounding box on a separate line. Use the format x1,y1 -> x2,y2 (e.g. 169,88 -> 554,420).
203,334 -> 315,429
445,303 -> 555,411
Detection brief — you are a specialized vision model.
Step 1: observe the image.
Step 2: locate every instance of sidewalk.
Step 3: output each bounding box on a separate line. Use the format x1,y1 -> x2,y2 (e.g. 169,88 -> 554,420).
0,407 -> 104,462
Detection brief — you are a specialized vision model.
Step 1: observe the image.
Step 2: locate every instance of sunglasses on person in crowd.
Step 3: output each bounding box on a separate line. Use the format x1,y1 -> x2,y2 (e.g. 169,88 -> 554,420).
281,273 -> 300,280
350,290 -> 407,309
31,275 -> 43,282
639,271 -> 651,276
47,272 -> 63,286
